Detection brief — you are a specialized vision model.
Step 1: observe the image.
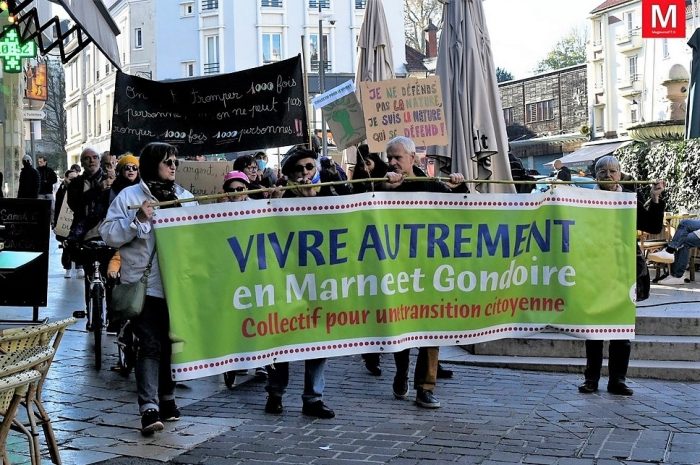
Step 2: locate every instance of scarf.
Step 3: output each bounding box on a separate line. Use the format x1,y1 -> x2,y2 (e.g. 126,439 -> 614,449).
146,180 -> 178,208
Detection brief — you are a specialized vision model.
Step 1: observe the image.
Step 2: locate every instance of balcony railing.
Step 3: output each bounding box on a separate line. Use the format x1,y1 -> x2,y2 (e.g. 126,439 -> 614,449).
204,62 -> 220,74
309,0 -> 329,9
202,0 -> 219,11
355,0 -> 366,8
262,0 -> 283,6
310,60 -> 332,72
616,27 -> 640,44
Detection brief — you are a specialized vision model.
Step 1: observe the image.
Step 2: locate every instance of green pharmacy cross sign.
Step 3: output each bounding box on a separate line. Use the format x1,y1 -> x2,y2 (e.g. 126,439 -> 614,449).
0,28 -> 37,73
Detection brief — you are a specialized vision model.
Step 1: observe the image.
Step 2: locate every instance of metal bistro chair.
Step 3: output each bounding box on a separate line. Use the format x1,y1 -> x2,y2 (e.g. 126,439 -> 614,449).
0,370 -> 42,465
0,347 -> 55,465
0,318 -> 77,465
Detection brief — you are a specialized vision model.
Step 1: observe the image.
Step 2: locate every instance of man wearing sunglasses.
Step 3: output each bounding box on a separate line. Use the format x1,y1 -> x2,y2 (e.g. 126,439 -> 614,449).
262,146 -> 351,420
382,136 -> 467,410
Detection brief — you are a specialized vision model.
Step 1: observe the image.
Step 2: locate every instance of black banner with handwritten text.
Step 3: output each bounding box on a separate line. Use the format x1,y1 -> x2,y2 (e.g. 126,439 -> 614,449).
110,56 -> 308,157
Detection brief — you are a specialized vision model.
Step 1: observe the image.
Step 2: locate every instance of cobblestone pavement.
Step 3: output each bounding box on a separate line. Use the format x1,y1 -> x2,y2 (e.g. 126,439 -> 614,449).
4,239 -> 700,465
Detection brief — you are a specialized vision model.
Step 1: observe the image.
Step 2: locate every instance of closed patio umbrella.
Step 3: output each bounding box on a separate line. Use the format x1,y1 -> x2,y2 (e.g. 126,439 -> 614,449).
428,0 -> 514,193
355,0 -> 395,106
686,28 -> 700,139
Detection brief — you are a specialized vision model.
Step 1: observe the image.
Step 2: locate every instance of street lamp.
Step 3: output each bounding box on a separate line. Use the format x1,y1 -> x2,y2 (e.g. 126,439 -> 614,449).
318,1 -> 327,157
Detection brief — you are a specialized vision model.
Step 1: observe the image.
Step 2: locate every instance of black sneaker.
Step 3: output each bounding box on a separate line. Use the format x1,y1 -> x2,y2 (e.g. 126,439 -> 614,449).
302,400 -> 335,419
415,388 -> 441,408
141,409 -> 164,436
607,382 -> 633,396
578,380 -> 598,394
437,363 -> 453,379
265,395 -> 283,414
159,399 -> 181,421
393,376 -> 408,400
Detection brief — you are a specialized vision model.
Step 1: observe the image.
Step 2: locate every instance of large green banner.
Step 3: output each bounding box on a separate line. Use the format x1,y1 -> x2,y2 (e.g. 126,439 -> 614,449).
153,189 -> 637,381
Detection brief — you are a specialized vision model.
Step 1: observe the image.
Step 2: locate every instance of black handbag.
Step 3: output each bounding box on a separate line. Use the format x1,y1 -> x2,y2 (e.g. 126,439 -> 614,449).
111,248 -> 156,320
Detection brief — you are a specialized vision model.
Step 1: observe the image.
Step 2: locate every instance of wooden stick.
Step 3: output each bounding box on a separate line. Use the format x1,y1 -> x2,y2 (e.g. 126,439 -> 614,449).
127,177 -> 659,209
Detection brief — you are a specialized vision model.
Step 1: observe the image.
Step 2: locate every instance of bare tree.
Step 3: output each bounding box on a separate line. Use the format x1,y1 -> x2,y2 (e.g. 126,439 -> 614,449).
40,59 -> 68,171
404,0 -> 443,54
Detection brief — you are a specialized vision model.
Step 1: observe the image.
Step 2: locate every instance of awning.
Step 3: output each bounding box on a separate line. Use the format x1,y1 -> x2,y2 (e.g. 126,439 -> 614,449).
509,132 -> 588,148
0,0 -> 121,68
548,140 -> 632,166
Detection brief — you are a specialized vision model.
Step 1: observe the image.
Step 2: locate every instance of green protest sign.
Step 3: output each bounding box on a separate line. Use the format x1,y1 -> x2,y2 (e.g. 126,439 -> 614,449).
153,189 -> 637,381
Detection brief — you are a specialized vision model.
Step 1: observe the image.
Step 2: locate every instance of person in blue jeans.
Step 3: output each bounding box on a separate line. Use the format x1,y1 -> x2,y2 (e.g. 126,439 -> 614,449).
649,219 -> 700,285
264,146 -> 349,419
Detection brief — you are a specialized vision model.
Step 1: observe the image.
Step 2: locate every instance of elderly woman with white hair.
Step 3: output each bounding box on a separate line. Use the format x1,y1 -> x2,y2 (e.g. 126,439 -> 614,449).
578,155 -> 665,397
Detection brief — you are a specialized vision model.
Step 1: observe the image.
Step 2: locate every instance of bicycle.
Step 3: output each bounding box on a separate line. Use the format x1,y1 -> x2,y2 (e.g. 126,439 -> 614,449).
113,319 -> 136,377
71,240 -> 115,371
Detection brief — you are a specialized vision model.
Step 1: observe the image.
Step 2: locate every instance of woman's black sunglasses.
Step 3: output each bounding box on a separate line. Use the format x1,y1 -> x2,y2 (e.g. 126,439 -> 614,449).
164,159 -> 180,168
225,186 -> 247,193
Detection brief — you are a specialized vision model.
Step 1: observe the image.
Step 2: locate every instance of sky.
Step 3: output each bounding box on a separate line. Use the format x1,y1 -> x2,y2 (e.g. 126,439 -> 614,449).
482,0 -> 602,79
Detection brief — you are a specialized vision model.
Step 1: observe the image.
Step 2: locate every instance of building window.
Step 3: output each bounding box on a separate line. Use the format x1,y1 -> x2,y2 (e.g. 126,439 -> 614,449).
181,2 -> 194,16
624,11 -> 634,32
503,107 -> 514,126
628,55 -> 638,82
262,33 -> 282,63
630,105 -> 639,123
526,100 -> 555,123
309,0 -> 329,9
202,0 -> 218,10
205,35 -> 220,74
355,0 -> 366,8
261,0 -> 283,6
662,38 -> 670,58
593,20 -> 602,46
183,62 -> 195,77
87,103 -> 92,136
134,28 -> 143,49
310,33 -> 330,72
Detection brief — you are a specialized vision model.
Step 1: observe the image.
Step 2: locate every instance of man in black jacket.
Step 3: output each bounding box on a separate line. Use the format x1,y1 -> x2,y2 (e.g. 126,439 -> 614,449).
37,155 -> 58,216
17,155 -> 40,198
382,136 -> 466,409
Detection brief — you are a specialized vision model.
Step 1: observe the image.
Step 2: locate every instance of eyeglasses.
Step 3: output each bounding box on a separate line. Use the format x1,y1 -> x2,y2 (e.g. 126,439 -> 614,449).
123,165 -> 138,172
294,163 -> 316,173
596,168 -> 618,176
225,186 -> 247,193
81,155 -> 99,162
245,165 -> 258,172
163,159 -> 180,168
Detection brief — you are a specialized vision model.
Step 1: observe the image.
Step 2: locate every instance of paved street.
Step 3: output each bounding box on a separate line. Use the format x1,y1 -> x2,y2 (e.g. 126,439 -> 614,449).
4,239 -> 700,465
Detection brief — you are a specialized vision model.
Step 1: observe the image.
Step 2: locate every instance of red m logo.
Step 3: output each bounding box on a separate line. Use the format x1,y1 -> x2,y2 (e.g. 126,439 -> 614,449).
642,0 -> 686,38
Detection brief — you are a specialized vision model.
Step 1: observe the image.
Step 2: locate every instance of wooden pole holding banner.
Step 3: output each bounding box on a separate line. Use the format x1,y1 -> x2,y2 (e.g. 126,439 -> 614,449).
301,35 -> 312,151
127,178 -> 659,210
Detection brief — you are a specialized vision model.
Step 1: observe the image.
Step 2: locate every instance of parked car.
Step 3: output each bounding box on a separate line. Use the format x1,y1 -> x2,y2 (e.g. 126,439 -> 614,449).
532,176 -> 596,193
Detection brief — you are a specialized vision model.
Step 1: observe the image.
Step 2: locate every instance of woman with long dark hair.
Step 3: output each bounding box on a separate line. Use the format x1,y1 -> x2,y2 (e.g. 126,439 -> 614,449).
100,142 -> 195,436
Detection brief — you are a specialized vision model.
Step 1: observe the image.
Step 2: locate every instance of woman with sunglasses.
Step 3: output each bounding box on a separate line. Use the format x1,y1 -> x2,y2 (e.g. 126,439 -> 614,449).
222,170 -> 250,202
100,142 -> 195,436
109,153 -> 140,203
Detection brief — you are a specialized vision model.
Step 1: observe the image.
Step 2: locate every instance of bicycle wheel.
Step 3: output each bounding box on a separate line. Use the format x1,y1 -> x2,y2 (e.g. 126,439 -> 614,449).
116,322 -> 136,377
91,286 -> 103,371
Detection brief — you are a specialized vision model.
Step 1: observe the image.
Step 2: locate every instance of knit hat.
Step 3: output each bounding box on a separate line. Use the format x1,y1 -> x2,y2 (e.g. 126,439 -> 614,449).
281,146 -> 318,177
22,154 -> 32,163
223,170 -> 249,186
116,154 -> 139,172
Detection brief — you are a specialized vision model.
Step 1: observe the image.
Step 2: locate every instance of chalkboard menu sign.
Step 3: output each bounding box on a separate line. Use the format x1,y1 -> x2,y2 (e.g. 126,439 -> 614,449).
110,56 -> 308,157
0,199 -> 50,307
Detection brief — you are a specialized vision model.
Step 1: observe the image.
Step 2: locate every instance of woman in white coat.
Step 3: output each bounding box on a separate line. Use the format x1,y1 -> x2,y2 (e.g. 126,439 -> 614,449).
100,142 -> 195,436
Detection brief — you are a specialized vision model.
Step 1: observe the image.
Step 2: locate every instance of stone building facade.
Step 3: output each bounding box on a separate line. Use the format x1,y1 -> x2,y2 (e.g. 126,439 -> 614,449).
499,64 -> 589,174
